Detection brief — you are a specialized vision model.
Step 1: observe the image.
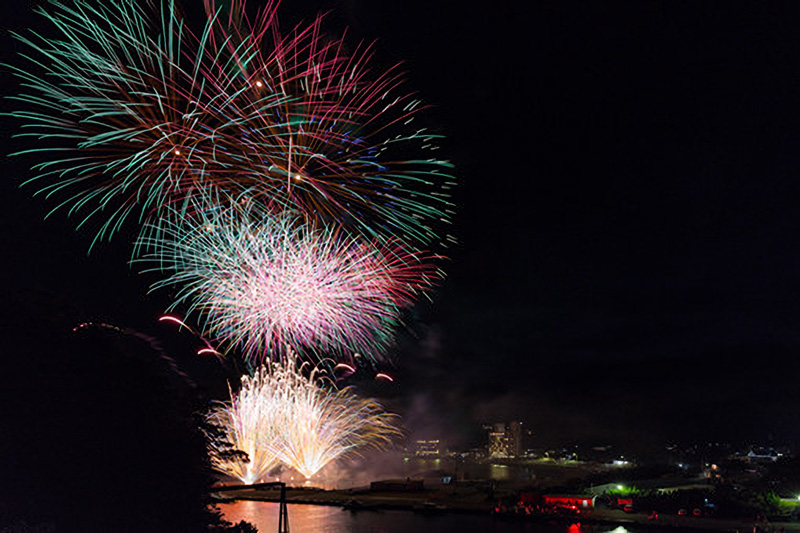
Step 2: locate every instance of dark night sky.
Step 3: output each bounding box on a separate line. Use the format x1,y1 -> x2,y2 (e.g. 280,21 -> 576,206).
3,1 -> 800,452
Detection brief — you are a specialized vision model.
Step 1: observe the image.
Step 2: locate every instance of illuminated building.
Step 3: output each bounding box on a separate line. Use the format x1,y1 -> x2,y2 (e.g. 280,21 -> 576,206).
488,421 -> 524,458
489,423 -> 510,458
414,439 -> 441,457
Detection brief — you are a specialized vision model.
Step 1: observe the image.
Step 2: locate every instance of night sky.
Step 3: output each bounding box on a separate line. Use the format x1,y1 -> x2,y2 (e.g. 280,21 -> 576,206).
3,1 -> 800,455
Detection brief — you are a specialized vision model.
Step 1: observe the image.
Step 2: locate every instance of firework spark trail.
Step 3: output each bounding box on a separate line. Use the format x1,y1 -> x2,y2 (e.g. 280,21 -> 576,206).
201,0 -> 457,247
7,0 -> 217,246
207,358 -> 399,483
137,198 -> 441,361
158,315 -> 225,358
9,0 -> 456,250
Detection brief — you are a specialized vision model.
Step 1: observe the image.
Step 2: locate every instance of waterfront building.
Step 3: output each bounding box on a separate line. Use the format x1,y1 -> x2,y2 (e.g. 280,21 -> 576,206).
414,439 -> 441,457
487,421 -> 524,458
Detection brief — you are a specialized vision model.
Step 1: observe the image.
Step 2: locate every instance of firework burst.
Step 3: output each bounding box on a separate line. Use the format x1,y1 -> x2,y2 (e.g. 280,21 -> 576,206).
207,358 -> 399,483
138,198 -> 440,361
199,0 -> 457,247
206,367 -> 280,484
8,0 -> 456,249
266,359 -> 399,479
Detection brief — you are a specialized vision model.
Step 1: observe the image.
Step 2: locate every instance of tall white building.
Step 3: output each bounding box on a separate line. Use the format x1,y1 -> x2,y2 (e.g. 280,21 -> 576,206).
488,421 -> 524,458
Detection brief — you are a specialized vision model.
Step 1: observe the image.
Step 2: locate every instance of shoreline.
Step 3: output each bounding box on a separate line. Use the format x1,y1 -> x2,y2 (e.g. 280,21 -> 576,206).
211,486 -> 800,532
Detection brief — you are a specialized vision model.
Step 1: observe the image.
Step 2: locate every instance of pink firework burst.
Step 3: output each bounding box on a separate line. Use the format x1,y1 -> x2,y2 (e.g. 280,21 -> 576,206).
139,199 -> 441,361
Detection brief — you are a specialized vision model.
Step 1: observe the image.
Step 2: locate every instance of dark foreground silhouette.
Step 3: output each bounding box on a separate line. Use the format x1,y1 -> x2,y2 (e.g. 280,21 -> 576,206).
0,288 -> 251,532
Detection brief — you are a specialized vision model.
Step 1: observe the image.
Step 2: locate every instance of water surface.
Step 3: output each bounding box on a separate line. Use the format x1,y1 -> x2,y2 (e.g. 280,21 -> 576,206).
218,501 -> 670,533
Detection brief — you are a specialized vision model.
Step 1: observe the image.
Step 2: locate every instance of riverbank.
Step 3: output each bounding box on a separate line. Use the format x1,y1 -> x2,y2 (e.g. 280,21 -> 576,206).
210,485 -> 800,532
587,508 -> 800,532
211,484 -> 494,513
